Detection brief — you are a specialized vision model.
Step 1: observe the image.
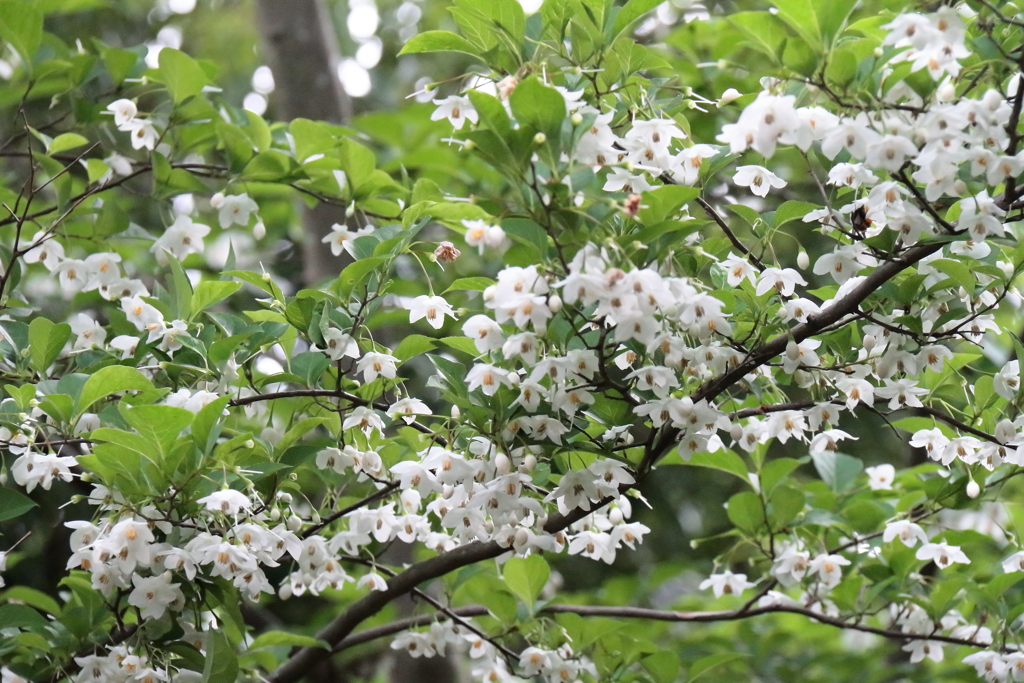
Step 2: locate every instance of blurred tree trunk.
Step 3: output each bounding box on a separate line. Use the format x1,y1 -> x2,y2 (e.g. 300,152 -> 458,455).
255,0 -> 351,286
255,5 -> 460,682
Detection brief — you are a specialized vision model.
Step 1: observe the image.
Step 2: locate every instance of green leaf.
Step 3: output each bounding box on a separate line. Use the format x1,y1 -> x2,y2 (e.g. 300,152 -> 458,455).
248,631 -> 330,651
192,281 -> 241,318
774,0 -> 822,46
0,604 -> 47,630
0,487 -> 37,522
611,0 -> 663,38
443,277 -> 495,293
333,257 -> 387,298
503,554 -> 550,606
760,457 -> 803,494
931,259 -> 976,292
192,396 -> 230,455
166,254 -> 194,320
159,48 -> 209,103
768,485 -> 805,530
393,334 -> 438,362
0,586 -> 60,616
399,30 -> 481,56
728,12 -> 787,62
637,185 -> 700,225
812,451 -> 863,492
202,630 -> 239,683
774,201 -> 821,228
0,1 -> 43,66
642,651 -> 681,683
120,404 -> 194,455
78,366 -> 156,413
508,77 -> 566,137
689,653 -> 751,681
48,133 -> 90,155
684,451 -> 750,483
29,318 -> 71,375
727,491 -> 765,534
103,47 -> 137,84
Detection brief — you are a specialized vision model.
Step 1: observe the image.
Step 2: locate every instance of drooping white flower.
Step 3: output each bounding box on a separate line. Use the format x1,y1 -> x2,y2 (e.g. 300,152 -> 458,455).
406,295 -> 456,329
916,542 -> 970,568
197,489 -> 252,515
128,571 -> 184,620
321,223 -> 374,257
215,193 -> 259,229
733,165 -> 786,197
699,570 -> 755,598
865,464 -> 896,491
430,95 -> 478,129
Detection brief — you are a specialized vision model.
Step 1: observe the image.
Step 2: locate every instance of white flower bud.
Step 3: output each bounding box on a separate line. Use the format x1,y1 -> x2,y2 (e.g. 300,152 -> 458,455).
548,294 -> 563,313
278,583 -> 293,600
345,201 -> 356,217
609,508 -> 624,525
270,508 -> 281,521
514,528 -> 529,547
310,510 -> 321,524
571,112 -> 583,125
937,82 -> 956,102
863,334 -> 876,351
442,484 -> 454,499
253,220 -> 266,240
508,372 -> 520,386
451,405 -> 461,419
244,439 -> 255,449
953,180 -> 968,195
786,339 -> 800,361
210,192 -> 225,209
730,423 -> 743,441
483,285 -> 496,302
873,47 -> 883,57
996,419 -> 1016,444
966,479 -> 981,498
533,132 -> 546,145
286,515 -> 302,531
520,454 -> 537,473
797,250 -> 809,270
718,88 -> 741,107
277,491 -> 293,504
495,452 -> 511,475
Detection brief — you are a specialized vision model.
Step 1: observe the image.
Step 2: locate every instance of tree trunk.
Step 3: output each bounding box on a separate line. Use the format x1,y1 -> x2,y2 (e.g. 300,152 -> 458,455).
255,0 -> 352,286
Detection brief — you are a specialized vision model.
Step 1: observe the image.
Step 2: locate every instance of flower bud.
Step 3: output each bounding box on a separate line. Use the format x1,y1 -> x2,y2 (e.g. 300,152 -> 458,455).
278,491 -> 293,504
937,82 -> 956,102
286,515 -> 302,531
442,484 -> 454,499
966,479 -> 981,498
520,454 -> 537,473
244,439 -> 255,449
261,272 -> 272,282
278,584 -> 293,600
345,201 -> 357,217
310,510 -> 321,524
483,285 -> 496,302
253,220 -> 266,240
873,46 -> 883,57
571,112 -> 583,125
451,405 -> 461,419
863,334 -> 876,351
495,452 -> 511,474
718,89 -> 741,107
534,132 -> 547,145
210,192 -> 225,209
508,372 -> 520,386
270,508 -> 281,521
786,339 -> 800,361
730,423 -> 744,441
463,139 -> 475,151
548,294 -> 563,313
797,250 -> 809,270
514,528 -> 529,547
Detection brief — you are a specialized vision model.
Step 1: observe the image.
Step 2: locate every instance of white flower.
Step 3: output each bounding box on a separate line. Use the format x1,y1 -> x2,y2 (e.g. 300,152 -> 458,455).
903,639 -> 944,663
431,95 -> 478,129
22,232 -> 64,271
356,352 -> 398,383
883,520 -> 927,547
216,193 -> 259,229
733,165 -> 786,197
995,360 -> 1020,400
462,314 -> 504,353
406,295 -> 456,329
755,267 -> 806,296
865,464 -> 895,491
69,313 -> 106,350
106,98 -> 138,127
321,328 -> 360,361
386,398 -> 430,424
357,572 -> 389,591
808,553 -> 850,588
197,489 -> 252,515
125,118 -> 159,150
151,215 -> 211,264
343,406 -> 385,436
720,252 -> 757,287
321,223 -> 374,257
128,571 -> 184,620
466,363 -> 512,396
699,570 -> 755,598
916,542 -> 970,568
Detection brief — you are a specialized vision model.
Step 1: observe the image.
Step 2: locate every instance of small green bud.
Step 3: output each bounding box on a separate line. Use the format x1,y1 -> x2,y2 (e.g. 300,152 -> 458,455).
533,132 -> 547,144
